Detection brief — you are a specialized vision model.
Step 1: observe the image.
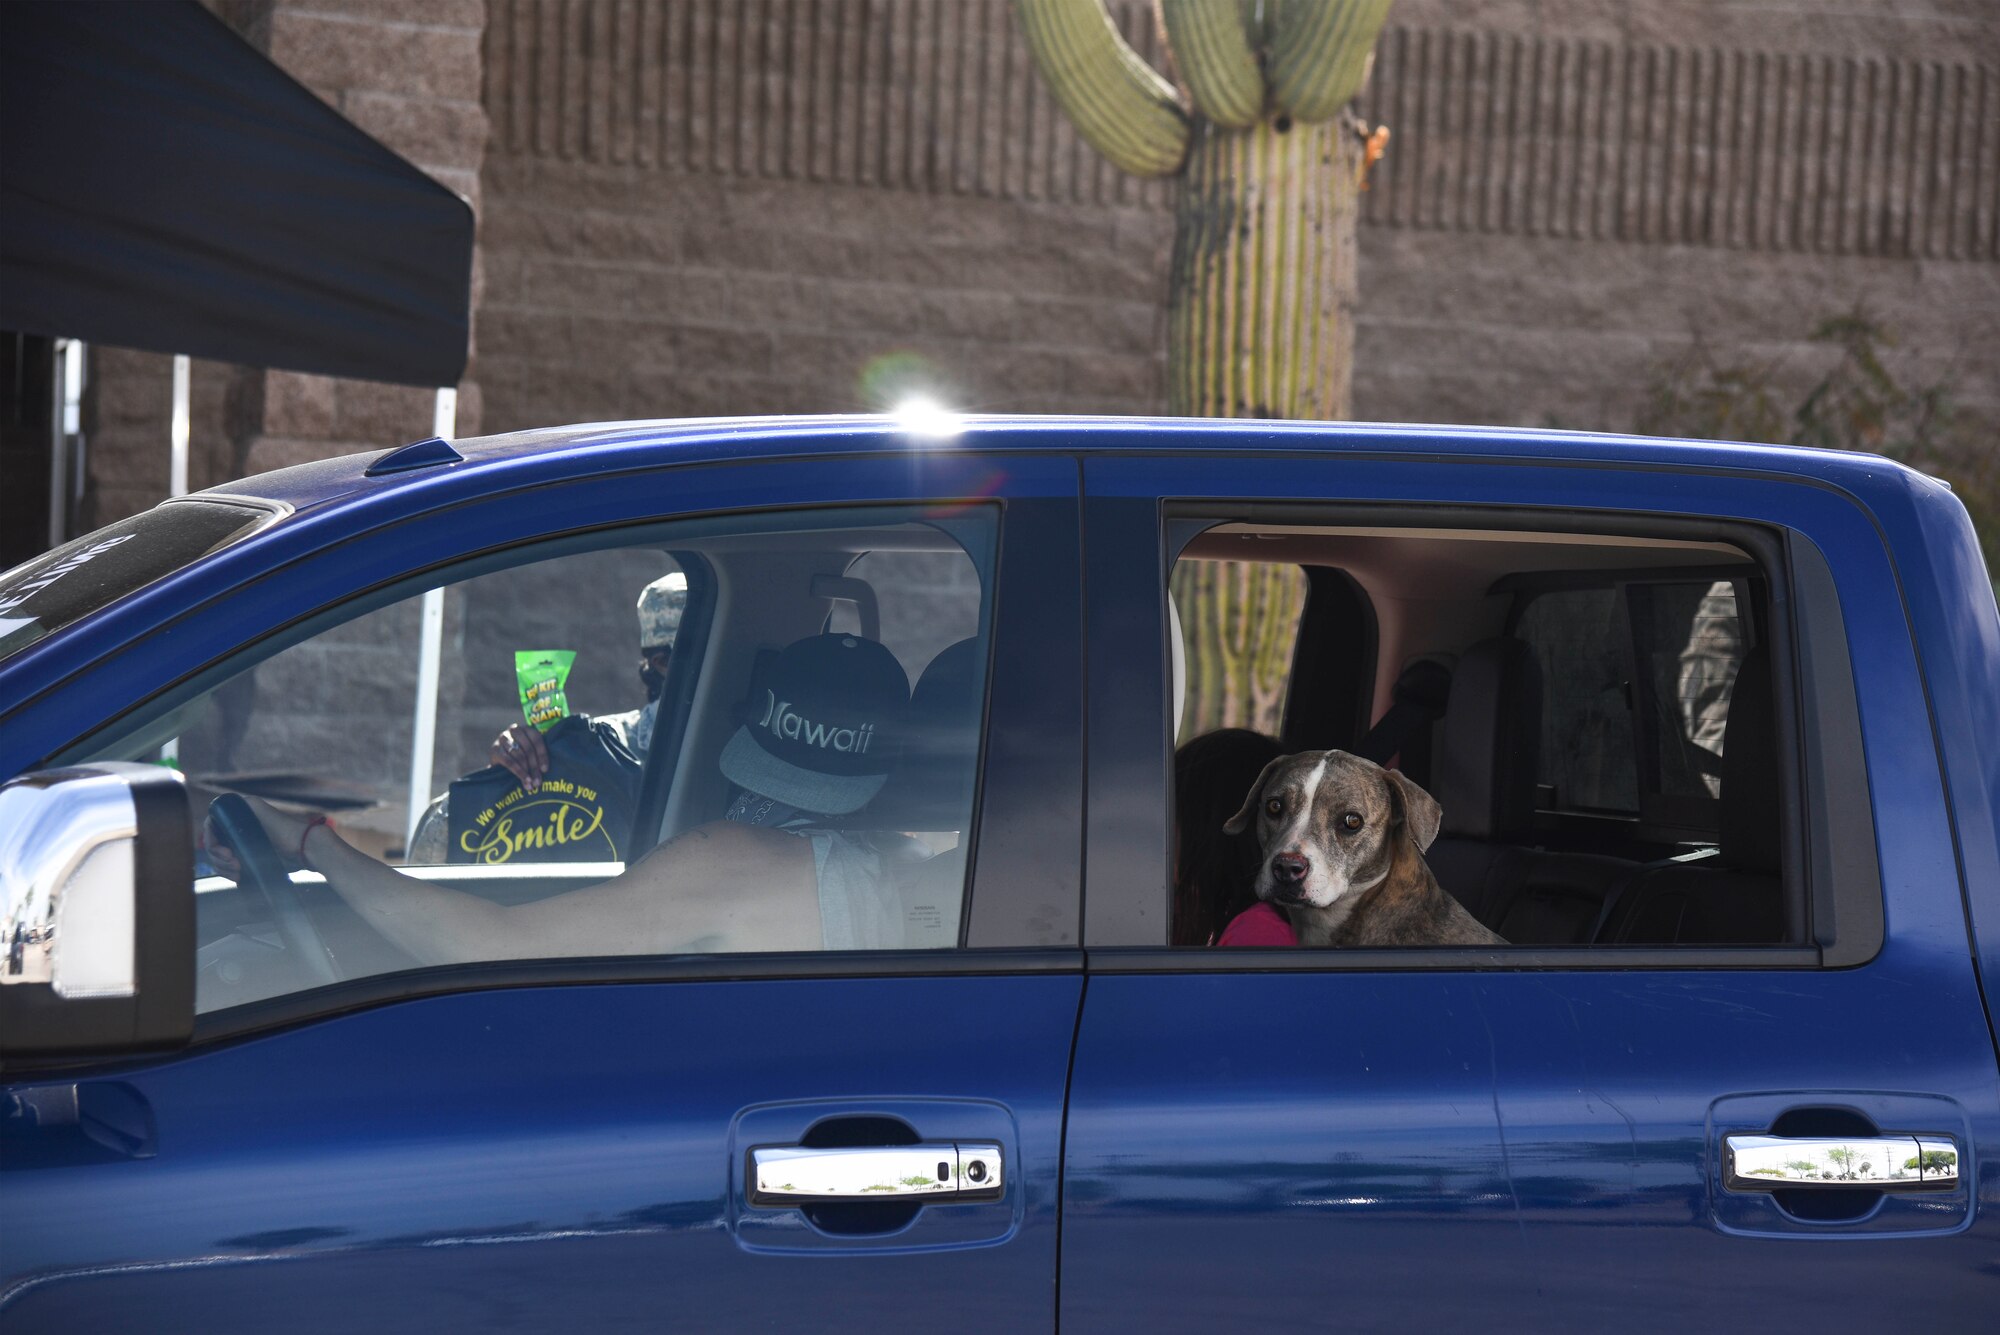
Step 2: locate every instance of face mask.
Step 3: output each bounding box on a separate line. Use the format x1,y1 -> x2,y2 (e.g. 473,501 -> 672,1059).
631,698 -> 660,756
639,663 -> 667,702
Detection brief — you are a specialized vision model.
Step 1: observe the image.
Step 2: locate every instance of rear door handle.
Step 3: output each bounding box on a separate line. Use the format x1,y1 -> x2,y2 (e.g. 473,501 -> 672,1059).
1723,1133 -> 1959,1192
749,1142 -> 1003,1205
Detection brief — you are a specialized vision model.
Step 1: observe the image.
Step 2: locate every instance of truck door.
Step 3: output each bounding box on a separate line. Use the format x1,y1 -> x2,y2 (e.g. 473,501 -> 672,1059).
2,451 -> 1084,1333
1063,445 -> 2000,1332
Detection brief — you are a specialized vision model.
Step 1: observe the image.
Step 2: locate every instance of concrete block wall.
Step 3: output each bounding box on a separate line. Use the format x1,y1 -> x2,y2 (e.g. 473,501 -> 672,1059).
1354,0 -> 2000,429
78,348 -> 242,531
478,161 -> 1171,425
475,0 -> 1175,429
471,0 -> 1998,439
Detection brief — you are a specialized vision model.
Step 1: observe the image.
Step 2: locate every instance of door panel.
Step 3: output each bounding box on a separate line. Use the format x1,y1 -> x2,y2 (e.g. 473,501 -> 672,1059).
1065,452 -> 2000,1332
6,977 -> 1079,1330
1064,972 -> 1997,1331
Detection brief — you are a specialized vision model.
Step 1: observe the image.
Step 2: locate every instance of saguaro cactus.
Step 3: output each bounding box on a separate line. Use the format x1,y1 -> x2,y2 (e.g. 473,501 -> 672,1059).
1016,0 -> 1392,419
1171,558 -> 1306,737
1020,2 -> 1391,734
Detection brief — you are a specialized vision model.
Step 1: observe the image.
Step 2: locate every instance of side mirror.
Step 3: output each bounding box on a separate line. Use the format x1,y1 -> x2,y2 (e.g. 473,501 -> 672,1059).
0,764 -> 194,1056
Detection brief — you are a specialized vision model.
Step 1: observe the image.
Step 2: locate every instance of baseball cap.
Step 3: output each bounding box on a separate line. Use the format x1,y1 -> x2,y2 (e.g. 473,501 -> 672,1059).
637,572 -> 687,650
718,633 -> 909,815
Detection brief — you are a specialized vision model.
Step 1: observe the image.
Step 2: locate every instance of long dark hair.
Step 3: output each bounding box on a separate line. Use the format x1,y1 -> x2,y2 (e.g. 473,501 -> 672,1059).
1172,728 -> 1284,946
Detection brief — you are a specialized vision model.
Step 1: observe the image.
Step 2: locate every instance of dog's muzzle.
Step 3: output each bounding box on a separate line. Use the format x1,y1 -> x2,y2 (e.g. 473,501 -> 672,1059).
1267,852 -> 1311,903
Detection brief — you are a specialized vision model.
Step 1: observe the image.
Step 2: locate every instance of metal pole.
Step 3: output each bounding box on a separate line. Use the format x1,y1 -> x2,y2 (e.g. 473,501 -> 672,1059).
63,340 -> 85,525
403,387 -> 457,853
161,353 -> 191,769
46,341 -> 71,551
169,354 -> 190,498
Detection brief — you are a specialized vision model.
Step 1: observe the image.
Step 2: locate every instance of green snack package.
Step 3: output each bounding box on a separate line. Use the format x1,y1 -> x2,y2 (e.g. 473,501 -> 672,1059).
516,650 -> 577,732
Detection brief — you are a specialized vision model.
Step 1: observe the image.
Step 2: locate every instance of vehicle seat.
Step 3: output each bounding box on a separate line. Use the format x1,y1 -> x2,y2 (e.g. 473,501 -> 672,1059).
1424,637 -> 1540,924
855,638 -> 980,947
1426,636 -> 1638,944
1597,646 -> 1785,945
854,637 -> 981,833
1352,656 -> 1453,789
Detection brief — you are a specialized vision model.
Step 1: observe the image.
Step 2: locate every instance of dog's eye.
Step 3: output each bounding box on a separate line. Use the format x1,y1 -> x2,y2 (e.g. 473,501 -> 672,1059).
1264,798 -> 1284,818
1340,812 -> 1364,833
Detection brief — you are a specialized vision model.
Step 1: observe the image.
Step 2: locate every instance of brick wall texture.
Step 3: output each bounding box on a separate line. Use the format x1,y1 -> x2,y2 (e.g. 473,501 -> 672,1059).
77,0 -> 2000,528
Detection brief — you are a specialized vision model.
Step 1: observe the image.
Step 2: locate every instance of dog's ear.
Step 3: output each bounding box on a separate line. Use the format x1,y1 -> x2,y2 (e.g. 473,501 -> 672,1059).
1222,756 -> 1293,836
1384,768 -> 1443,851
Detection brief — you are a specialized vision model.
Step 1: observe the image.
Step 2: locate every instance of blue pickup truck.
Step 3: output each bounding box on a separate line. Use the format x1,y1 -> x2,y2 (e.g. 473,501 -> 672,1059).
3,417 -> 1997,1331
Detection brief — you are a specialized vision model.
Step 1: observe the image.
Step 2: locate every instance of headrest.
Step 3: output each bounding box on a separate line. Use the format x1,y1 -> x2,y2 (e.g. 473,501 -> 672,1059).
1433,637 -> 1542,840
1719,645 -> 1781,873
718,633 -> 909,816
1393,657 -> 1453,714
853,638 -> 983,830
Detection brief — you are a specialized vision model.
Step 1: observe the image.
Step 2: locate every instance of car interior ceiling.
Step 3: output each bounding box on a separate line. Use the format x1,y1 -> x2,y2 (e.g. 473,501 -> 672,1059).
1177,522 -> 1787,949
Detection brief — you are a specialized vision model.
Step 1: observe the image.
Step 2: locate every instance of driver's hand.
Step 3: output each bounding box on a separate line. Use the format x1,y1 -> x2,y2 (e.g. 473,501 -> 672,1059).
204,794 -> 312,875
490,722 -> 551,792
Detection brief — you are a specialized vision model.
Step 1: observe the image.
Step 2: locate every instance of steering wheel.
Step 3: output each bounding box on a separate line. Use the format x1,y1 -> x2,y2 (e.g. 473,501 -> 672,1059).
208,794 -> 340,987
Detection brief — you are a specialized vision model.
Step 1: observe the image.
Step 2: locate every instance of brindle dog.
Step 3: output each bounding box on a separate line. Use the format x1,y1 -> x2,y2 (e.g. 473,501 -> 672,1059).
1224,749 -> 1506,947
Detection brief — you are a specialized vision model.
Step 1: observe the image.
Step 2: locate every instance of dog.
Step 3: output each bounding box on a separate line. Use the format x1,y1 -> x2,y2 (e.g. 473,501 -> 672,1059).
1224,749 -> 1506,947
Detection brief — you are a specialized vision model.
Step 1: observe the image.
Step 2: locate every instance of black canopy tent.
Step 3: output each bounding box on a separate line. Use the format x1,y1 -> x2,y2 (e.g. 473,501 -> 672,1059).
1,1 -> 474,839
0,0 -> 473,387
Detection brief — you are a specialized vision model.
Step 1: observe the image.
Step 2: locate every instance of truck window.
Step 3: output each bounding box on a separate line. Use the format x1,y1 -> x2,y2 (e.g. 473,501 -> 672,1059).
1513,576 -> 1756,838
1166,518 -> 1799,954
58,507 -> 998,1014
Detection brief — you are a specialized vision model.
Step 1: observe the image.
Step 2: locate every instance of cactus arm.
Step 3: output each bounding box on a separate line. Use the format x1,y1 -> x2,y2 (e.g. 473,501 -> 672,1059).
1015,0 -> 1190,177
1267,0 -> 1393,123
1159,0 -> 1265,129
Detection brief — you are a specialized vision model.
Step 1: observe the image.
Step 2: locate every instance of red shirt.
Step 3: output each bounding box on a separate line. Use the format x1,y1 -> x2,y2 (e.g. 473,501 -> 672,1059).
1217,901 -> 1297,946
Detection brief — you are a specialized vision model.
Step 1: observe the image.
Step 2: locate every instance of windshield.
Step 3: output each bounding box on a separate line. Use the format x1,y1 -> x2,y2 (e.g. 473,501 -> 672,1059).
0,499 -> 279,664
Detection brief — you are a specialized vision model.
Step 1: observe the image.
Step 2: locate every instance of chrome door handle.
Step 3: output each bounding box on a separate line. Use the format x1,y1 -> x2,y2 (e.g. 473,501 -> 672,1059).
749,1142 -> 1004,1205
1723,1134 -> 1959,1192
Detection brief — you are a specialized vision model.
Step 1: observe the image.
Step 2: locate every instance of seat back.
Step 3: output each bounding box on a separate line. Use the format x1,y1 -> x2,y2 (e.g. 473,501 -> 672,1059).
1600,646 -> 1785,945
1425,638 -> 1541,924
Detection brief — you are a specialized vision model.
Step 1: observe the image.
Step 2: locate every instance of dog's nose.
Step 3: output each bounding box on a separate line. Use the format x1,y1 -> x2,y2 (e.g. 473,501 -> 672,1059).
1271,852 -> 1310,884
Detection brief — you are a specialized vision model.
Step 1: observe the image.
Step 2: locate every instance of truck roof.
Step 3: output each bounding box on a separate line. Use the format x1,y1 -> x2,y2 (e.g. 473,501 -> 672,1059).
204,414 -> 1944,518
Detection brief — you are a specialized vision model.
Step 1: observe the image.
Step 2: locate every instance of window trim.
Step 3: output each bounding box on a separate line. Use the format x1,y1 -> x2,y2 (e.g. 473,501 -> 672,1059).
188,948 -> 1085,1050
1098,500 -> 1882,969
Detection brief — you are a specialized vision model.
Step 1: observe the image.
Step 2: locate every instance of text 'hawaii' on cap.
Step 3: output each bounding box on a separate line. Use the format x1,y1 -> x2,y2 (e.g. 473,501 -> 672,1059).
718,632 -> 909,815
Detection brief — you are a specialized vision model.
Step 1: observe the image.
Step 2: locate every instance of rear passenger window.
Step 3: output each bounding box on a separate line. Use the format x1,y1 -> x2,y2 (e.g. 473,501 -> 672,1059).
1163,518 -> 1809,956
1515,588 -> 1639,814
1514,577 -> 1753,835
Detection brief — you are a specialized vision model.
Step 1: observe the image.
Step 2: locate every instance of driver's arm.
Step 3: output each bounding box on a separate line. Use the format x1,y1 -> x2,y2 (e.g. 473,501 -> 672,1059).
231,798 -> 819,965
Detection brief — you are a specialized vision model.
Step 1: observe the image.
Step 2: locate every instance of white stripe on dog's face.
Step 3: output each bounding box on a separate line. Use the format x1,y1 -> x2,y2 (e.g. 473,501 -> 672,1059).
1274,754 -> 1328,858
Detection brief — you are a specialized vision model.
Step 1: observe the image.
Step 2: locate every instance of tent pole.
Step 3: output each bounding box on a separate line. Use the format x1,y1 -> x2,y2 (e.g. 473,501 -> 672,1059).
47,342 -> 68,551
169,354 -> 190,498
404,387 -> 457,854
159,353 -> 191,768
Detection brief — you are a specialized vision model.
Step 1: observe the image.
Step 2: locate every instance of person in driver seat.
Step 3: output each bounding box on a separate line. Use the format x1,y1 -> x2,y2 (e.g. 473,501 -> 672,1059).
214,632 -> 913,961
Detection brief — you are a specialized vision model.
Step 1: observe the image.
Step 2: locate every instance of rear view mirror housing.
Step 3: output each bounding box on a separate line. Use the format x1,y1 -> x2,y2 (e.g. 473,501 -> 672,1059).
1,764 -> 194,1057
